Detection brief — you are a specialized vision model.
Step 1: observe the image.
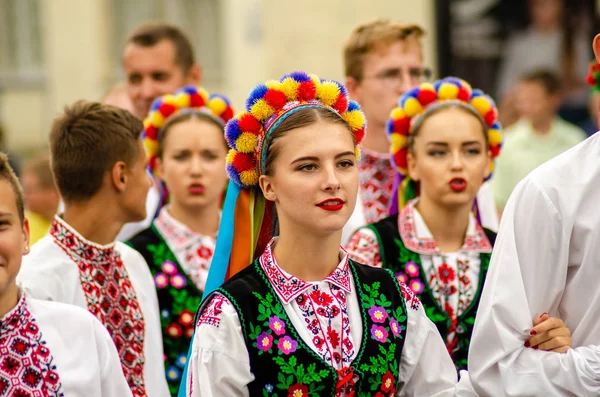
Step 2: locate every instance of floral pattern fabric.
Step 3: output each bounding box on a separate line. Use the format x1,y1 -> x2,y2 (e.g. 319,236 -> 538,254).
357,148 -> 397,225
0,294 -> 64,397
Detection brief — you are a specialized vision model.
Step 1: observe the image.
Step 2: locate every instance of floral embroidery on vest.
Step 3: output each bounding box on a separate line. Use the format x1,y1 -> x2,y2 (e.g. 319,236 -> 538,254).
50,217 -> 147,397
0,294 -> 64,397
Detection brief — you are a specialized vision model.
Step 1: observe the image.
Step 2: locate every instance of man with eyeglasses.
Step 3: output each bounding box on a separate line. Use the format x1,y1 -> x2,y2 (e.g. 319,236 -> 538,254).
342,19 -> 498,244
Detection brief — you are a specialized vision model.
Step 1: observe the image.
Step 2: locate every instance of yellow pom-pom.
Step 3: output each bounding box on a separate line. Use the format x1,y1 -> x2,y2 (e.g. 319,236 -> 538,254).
390,107 -> 406,120
250,99 -> 275,121
144,138 -> 159,157
403,97 -> 424,117
419,82 -> 435,92
240,169 -> 259,186
265,80 -> 282,90
150,111 -> 166,128
354,146 -> 361,160
471,96 -> 492,116
235,132 -> 258,153
488,160 -> 495,174
309,74 -> 321,90
316,81 -> 340,107
226,149 -> 237,165
438,83 -> 459,99
280,77 -> 300,101
488,129 -> 503,146
208,97 -> 227,116
161,95 -> 177,106
143,118 -> 152,129
174,92 -> 191,109
197,87 -> 210,104
342,110 -> 365,131
390,133 -> 407,152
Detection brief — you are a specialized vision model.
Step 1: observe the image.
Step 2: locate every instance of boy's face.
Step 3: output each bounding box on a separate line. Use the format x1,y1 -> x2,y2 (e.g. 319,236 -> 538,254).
119,139 -> 152,223
347,38 -> 424,132
0,179 -> 29,302
516,81 -> 559,123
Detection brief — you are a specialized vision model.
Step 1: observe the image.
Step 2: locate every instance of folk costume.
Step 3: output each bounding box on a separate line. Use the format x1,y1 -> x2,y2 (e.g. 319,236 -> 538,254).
183,72 -> 459,396
346,78 -> 504,371
127,85 -> 234,395
0,291 -> 133,397
465,66 -> 600,396
17,216 -> 169,397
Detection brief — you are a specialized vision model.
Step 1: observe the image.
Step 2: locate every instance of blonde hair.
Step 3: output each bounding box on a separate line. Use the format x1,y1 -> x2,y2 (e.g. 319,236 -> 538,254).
343,19 -> 425,81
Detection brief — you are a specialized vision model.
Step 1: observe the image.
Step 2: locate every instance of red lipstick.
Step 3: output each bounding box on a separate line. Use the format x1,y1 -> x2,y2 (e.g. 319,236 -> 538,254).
188,184 -> 205,194
316,198 -> 345,211
449,178 -> 467,192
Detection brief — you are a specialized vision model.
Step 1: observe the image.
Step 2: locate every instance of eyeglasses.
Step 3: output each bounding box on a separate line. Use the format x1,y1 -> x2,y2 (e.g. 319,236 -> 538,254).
363,67 -> 433,88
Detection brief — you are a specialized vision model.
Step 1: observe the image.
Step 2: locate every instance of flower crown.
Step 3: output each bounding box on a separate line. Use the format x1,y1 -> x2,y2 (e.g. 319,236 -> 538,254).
224,71 -> 366,188
386,77 -> 503,179
142,85 -> 235,175
586,62 -> 600,93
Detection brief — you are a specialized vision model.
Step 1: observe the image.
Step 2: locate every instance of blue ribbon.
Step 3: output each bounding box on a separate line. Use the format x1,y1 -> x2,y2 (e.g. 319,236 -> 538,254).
177,180 -> 241,397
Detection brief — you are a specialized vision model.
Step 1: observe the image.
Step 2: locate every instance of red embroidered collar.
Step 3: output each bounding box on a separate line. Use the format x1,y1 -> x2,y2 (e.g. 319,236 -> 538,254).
398,199 -> 492,255
259,240 -> 353,304
0,293 -> 63,396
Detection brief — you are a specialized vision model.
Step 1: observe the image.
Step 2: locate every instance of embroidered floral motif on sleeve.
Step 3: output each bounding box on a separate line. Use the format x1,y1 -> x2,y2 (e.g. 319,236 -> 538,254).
345,230 -> 383,267
0,294 -> 64,397
357,150 -> 397,224
198,294 -> 229,328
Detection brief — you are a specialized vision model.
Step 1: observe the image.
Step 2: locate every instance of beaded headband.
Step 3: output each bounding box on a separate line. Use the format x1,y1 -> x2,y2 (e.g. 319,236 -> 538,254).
141,85 -> 235,175
224,71 -> 367,188
386,77 -> 503,178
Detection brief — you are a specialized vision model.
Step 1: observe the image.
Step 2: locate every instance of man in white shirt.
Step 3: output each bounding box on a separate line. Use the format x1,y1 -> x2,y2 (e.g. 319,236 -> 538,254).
466,34 -> 600,396
17,101 -> 169,397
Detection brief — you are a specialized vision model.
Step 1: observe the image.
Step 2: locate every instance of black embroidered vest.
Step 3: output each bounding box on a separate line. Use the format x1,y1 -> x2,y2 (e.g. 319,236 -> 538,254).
367,213 -> 496,371
211,259 -> 408,397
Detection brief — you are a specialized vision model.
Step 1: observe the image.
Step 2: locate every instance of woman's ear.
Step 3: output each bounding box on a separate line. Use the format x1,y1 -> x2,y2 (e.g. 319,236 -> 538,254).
259,175 -> 277,202
407,151 -> 419,182
594,34 -> 600,63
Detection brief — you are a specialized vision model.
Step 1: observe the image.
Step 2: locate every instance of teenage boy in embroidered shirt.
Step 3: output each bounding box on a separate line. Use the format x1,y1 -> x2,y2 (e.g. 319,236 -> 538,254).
342,20 -> 498,243
17,101 -> 169,397
0,152 -> 134,397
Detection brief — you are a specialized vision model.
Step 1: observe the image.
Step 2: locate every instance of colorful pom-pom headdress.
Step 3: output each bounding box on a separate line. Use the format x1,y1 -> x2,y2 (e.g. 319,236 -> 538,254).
385,77 -> 503,213
142,85 -> 235,176
586,62 -> 600,93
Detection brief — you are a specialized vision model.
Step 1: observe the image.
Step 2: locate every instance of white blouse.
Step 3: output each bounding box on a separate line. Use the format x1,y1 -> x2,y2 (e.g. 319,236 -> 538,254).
467,132 -> 600,396
0,292 -> 133,397
186,240 -> 460,396
17,216 -> 170,397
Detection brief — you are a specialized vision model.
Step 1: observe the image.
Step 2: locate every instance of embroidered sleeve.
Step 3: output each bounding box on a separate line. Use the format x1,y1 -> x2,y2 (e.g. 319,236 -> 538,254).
197,294 -> 229,328
345,228 -> 383,268
398,282 -> 421,311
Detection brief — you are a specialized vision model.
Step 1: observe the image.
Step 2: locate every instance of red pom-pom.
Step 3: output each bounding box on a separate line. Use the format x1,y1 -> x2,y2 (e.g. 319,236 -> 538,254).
220,107 -> 234,122
148,155 -> 158,171
394,148 -> 408,170
587,74 -> 596,85
393,117 -> 410,135
158,102 -> 177,118
238,113 -> 262,133
354,127 -> 366,144
145,125 -> 158,140
297,80 -> 317,101
332,94 -> 348,114
457,87 -> 471,102
490,145 -> 501,158
484,108 -> 497,126
263,89 -> 287,110
189,92 -> 206,107
232,152 -> 256,172
417,89 -> 437,107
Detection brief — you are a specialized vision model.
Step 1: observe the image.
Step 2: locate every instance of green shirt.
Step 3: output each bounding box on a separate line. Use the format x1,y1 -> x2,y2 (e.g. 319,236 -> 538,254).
492,117 -> 586,207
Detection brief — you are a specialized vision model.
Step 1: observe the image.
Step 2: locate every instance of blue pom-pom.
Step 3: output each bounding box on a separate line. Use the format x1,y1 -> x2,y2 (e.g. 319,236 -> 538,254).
245,84 -> 269,111
181,85 -> 198,95
399,88 -> 420,108
284,71 -> 311,83
433,80 -> 443,92
385,118 -> 395,134
150,97 -> 162,112
471,89 -> 484,98
347,100 -> 361,112
443,77 -> 462,86
224,119 -> 242,144
330,80 -> 348,97
210,93 -> 231,106
226,164 -> 243,187
491,121 -> 502,131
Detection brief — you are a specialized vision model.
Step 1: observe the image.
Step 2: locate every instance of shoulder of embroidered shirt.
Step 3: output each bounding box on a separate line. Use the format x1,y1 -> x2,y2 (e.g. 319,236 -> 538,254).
115,242 -> 151,266
196,293 -> 237,330
397,281 -> 421,311
28,297 -> 103,330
